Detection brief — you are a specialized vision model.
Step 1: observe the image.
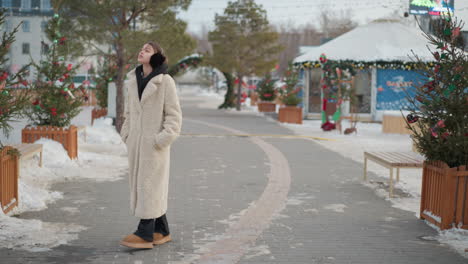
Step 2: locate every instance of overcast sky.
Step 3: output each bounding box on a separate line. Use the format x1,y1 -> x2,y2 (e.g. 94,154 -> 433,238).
177,0 -> 468,35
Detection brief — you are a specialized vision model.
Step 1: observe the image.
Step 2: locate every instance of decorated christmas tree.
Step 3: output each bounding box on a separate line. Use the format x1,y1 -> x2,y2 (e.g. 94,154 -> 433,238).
94,54 -> 117,109
0,9 -> 30,149
279,63 -> 302,106
26,13 -> 86,127
405,15 -> 467,167
257,74 -> 277,102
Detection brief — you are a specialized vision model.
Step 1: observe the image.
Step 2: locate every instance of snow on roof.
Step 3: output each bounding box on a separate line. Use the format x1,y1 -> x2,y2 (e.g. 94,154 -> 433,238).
294,20 -> 436,63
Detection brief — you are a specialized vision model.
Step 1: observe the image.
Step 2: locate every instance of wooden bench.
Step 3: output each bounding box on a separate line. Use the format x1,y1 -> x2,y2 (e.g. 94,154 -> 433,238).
12,143 -> 43,167
363,152 -> 424,198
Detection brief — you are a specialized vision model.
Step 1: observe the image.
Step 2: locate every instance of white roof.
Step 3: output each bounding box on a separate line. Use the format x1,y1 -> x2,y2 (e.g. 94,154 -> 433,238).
294,20 -> 435,63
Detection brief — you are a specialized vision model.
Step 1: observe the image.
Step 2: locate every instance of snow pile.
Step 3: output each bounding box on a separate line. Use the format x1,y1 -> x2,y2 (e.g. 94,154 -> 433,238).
0,116 -> 127,251
85,117 -> 123,145
0,209 -> 86,252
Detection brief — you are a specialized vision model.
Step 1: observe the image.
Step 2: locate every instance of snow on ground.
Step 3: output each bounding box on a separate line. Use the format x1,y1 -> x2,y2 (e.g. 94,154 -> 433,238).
0,112 -> 127,251
0,209 -> 86,252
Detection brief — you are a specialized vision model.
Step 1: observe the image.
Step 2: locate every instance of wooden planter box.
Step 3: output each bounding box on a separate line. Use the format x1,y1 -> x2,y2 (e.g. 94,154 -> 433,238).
0,146 -> 19,214
91,108 -> 107,125
278,106 -> 303,124
257,101 -> 276,112
22,126 -> 78,159
420,161 -> 468,230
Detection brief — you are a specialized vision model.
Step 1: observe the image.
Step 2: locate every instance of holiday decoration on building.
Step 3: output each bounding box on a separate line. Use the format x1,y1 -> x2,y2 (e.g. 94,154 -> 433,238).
26,13 -> 85,127
168,54 -> 202,76
319,53 -> 357,132
0,9 -> 30,151
298,59 -> 432,71
405,15 -> 467,167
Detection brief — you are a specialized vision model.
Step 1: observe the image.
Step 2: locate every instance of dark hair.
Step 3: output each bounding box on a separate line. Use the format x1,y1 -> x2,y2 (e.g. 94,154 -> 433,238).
146,41 -> 168,63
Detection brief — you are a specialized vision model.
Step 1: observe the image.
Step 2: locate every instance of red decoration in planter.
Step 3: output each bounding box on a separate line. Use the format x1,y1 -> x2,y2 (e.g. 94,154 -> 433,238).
67,64 -> 73,71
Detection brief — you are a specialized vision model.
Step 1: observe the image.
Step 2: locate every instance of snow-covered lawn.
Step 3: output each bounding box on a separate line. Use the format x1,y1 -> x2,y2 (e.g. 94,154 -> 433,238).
0,116 -> 127,252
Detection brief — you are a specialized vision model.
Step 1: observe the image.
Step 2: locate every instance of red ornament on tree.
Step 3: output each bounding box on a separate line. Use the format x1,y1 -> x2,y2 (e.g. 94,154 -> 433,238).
59,37 -> 66,45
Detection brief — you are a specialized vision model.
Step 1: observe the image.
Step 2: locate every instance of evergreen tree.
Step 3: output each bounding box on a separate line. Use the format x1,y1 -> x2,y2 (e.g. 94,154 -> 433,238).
279,63 -> 301,106
26,13 -> 85,127
0,8 -> 30,149
218,71 -> 236,109
94,54 -> 117,109
256,74 -> 277,102
405,15 -> 467,167
208,0 -> 283,110
59,0 -> 196,132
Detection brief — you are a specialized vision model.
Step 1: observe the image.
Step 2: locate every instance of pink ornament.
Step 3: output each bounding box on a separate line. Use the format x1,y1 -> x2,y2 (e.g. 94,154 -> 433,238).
436,120 -> 445,128
452,27 -> 461,38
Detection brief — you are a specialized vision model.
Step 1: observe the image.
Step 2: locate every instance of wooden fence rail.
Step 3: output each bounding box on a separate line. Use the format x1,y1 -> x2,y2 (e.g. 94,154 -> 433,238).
0,147 -> 19,214
22,126 -> 78,159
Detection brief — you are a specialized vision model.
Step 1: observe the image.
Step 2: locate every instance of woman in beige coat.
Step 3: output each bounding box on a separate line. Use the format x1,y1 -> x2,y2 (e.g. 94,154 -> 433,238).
119,42 -> 182,249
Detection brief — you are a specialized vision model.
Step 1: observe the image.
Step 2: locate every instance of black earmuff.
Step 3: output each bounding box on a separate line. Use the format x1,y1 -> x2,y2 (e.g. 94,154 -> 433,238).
150,53 -> 166,68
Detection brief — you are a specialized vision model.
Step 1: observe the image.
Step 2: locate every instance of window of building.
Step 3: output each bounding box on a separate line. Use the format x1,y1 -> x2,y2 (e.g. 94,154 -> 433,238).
22,43 -> 30,54
41,21 -> 47,32
2,0 -> 12,8
32,0 -> 40,9
40,0 -> 50,10
21,0 -> 31,10
22,20 -> 30,32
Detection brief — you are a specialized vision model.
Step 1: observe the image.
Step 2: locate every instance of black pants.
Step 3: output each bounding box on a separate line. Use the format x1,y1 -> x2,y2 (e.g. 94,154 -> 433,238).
134,214 -> 170,242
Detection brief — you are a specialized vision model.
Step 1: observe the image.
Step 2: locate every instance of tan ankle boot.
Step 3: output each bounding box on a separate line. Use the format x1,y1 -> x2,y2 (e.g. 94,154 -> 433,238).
120,234 -> 154,249
153,233 -> 172,245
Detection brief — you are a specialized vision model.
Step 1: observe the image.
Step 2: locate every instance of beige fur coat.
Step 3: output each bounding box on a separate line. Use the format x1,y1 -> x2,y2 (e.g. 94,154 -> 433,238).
120,69 -> 182,219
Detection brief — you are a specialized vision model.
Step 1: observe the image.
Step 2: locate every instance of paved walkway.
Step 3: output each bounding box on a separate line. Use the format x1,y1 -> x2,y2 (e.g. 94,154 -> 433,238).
0,91 -> 466,264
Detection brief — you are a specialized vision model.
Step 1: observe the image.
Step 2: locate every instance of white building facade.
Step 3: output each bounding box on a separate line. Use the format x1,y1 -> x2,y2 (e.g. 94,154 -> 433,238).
1,0 -> 53,79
